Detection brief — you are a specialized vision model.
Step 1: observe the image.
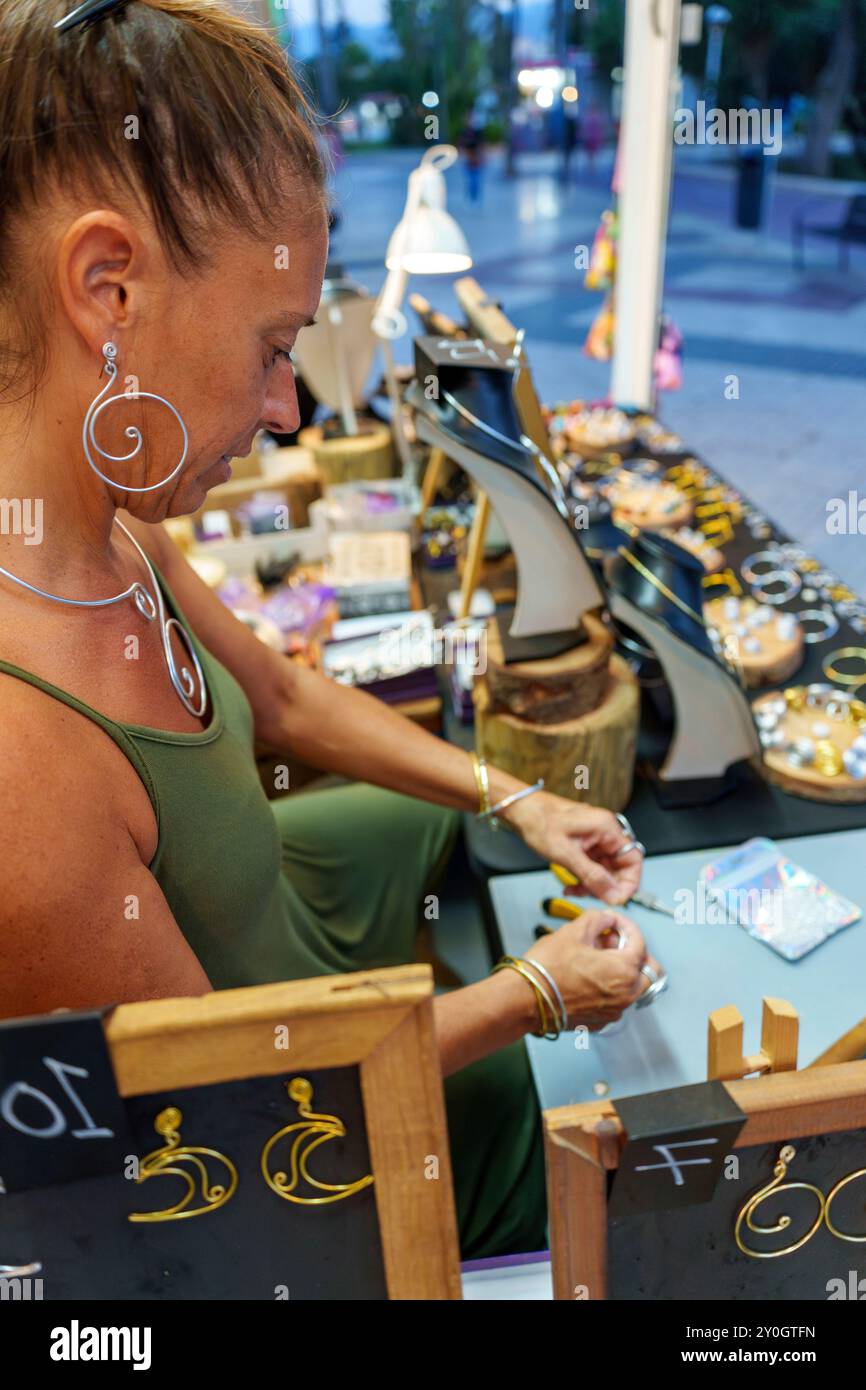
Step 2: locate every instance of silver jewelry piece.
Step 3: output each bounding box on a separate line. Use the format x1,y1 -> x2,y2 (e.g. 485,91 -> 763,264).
635,964 -> 668,1009
478,778 -> 545,829
0,517 -> 207,720
749,569 -> 802,605
740,548 -> 782,584
615,837 -> 646,859
85,341 -> 189,494
440,387 -> 574,525
601,921 -> 629,951
523,956 -> 569,1031
796,608 -> 839,644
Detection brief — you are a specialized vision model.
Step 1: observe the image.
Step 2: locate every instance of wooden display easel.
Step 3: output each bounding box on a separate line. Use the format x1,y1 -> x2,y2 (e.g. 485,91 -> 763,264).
544,1054 -> 866,1300
3,967 -> 461,1301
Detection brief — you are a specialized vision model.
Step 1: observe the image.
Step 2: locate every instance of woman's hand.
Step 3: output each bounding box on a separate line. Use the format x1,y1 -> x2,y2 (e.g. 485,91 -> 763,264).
501,790 -> 643,906
525,909 -> 661,1031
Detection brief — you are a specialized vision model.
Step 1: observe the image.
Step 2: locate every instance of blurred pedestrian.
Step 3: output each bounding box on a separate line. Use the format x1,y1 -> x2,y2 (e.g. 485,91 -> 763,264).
583,103 -> 605,172
459,118 -> 486,203
562,107 -> 582,181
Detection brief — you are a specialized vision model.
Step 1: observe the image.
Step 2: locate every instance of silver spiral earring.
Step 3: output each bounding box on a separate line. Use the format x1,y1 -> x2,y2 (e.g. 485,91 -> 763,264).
84,341 -> 189,493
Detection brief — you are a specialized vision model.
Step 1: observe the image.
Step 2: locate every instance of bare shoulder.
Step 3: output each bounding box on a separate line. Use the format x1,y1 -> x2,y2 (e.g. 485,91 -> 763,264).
0,673 -> 211,1017
0,673 -> 126,836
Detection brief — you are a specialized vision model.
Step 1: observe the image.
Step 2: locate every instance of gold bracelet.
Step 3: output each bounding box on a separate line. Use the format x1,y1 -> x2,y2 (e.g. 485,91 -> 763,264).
492,956 -> 561,1040
822,647 -> 866,687
470,751 -> 492,817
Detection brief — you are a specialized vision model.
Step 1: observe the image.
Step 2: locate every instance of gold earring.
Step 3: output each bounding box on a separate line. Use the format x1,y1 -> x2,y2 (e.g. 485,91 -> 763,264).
128,1106 -> 238,1224
824,1167 -> 866,1243
260,1078 -> 374,1206
734,1144 -> 825,1259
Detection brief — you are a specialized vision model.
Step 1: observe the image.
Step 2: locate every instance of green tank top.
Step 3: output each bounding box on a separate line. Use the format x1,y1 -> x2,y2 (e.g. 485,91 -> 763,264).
0,564 -> 314,990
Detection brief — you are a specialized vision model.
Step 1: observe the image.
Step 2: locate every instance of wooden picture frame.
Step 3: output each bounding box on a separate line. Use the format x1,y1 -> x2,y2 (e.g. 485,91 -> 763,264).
544,1060 -> 866,1300
100,964 -> 461,1300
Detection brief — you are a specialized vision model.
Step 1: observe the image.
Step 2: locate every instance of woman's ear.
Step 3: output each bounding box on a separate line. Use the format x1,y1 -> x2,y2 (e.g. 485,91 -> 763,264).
56,211 -> 148,356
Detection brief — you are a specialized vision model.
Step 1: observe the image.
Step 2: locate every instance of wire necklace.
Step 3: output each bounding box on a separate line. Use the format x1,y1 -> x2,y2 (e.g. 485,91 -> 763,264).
0,518 -> 208,719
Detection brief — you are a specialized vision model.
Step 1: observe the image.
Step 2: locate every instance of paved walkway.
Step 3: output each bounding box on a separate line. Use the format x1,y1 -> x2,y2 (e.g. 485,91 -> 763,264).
332,147 -> 866,592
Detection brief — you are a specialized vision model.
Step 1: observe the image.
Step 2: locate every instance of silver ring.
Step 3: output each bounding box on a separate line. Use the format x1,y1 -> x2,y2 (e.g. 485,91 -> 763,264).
614,812 -> 636,838
615,837 -> 646,859
749,569 -> 802,605
796,607 -> 839,644
741,548 -> 782,584
601,922 -> 629,951
636,965 -> 669,1009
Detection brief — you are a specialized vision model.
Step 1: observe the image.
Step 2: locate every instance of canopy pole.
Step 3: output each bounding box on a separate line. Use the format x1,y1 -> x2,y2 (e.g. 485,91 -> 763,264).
610,0 -> 682,412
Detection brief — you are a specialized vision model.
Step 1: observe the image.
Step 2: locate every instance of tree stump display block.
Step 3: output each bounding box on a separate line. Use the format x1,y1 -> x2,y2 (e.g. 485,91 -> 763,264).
474,653 -> 639,809
484,610 -> 614,725
298,420 -> 396,486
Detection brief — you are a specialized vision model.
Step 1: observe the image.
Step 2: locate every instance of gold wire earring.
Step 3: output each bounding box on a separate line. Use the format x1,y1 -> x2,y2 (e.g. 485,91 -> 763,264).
734,1144 -> 825,1259
260,1078 -> 374,1207
824,1166 -> 866,1243
128,1106 -> 238,1223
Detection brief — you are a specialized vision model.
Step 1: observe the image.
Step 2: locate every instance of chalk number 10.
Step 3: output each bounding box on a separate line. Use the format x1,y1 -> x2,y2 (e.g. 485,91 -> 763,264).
1,1058 -> 114,1141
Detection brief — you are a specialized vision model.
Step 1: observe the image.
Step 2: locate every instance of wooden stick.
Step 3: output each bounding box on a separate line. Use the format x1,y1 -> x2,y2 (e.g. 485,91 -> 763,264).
420,447 -> 447,515
459,490 -> 491,621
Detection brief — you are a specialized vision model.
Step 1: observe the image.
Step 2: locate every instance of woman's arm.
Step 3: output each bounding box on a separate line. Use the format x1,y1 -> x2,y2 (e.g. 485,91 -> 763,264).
435,911 -> 655,1076
134,520 -> 642,902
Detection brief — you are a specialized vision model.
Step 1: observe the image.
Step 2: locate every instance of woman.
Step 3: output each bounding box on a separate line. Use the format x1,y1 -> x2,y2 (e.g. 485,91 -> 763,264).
0,0 -> 660,1258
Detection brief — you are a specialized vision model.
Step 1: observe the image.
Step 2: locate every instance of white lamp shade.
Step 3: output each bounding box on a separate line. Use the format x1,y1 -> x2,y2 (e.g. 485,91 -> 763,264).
385,205 -> 472,276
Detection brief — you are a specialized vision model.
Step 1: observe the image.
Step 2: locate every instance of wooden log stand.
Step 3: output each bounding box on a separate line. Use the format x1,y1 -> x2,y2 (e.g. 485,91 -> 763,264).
298,420 -> 395,486
474,649 -> 639,809
482,610 -> 613,724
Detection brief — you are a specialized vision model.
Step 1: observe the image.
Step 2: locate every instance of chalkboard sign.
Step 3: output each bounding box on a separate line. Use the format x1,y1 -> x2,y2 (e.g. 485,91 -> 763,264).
544,1060 -> 866,1301
0,967 -> 461,1301
1,1067 -> 385,1300
0,1010 -> 131,1193
609,1081 -> 746,1217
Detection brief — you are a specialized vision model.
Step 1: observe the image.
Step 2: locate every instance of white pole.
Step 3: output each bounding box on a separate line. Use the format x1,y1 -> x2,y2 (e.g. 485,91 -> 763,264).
610,0 -> 682,411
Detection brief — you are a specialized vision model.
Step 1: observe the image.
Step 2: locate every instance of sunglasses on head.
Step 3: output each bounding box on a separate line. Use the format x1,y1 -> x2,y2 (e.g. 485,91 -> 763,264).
55,0 -> 131,33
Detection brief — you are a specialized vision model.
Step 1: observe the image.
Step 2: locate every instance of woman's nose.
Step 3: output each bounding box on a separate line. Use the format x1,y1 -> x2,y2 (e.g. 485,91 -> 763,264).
261,371 -> 300,435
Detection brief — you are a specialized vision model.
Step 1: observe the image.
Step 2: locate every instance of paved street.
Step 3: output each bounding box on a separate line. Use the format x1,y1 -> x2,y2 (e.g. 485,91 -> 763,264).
332,146 -> 866,592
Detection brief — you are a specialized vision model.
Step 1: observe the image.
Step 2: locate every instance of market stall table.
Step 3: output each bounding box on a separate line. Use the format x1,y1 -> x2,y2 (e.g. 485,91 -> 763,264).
489,827 -> 866,1112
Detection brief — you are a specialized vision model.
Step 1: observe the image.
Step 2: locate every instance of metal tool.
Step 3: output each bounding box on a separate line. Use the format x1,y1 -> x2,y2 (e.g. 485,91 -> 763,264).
549,862 -> 676,918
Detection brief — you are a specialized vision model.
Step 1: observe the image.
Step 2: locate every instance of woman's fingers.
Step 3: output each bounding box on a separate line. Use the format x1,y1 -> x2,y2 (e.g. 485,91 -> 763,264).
556,844 -> 621,903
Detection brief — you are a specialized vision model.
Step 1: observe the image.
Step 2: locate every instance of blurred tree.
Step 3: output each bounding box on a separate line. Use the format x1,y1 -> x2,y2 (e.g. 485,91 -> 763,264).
802,0 -> 860,174
585,0 -> 862,177
382,0 -> 487,143
335,39 -> 375,105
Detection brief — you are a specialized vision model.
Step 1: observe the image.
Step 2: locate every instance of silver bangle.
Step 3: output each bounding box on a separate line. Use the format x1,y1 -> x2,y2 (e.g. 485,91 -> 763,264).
796,607 -> 839,644
749,569 -> 802,605
741,548 -> 782,584
478,778 -> 545,830
523,956 -> 569,1032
